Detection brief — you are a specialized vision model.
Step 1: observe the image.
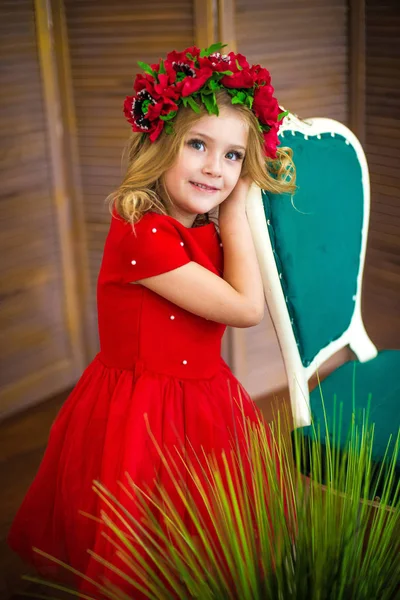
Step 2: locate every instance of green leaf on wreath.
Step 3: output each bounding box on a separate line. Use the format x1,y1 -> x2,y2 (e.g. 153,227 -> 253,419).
176,72 -> 186,82
160,111 -> 177,121
158,59 -> 166,75
200,42 -> 227,58
236,59 -> 243,71
278,110 -> 289,121
209,79 -> 220,91
200,82 -> 214,95
224,88 -> 236,97
138,61 -> 155,77
164,122 -> 174,135
231,91 -> 246,105
142,100 -> 151,115
187,96 -> 201,113
245,95 -> 254,109
202,93 -> 219,116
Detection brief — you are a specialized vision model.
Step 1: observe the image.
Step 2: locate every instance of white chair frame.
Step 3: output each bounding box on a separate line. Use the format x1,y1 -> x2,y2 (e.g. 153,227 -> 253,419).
246,113 -> 377,428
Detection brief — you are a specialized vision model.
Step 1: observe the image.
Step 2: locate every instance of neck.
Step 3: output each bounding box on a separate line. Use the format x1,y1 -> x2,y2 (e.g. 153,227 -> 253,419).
168,207 -> 197,228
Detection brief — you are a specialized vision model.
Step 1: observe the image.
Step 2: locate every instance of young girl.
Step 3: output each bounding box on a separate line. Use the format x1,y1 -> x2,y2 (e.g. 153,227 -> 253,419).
8,43 -> 295,597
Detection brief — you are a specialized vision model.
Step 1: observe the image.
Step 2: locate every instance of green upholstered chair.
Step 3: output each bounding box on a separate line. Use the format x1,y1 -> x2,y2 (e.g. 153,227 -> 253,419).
246,112 -> 399,490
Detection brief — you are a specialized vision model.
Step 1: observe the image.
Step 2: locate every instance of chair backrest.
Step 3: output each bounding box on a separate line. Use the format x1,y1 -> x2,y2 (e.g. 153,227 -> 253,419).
247,113 -> 377,428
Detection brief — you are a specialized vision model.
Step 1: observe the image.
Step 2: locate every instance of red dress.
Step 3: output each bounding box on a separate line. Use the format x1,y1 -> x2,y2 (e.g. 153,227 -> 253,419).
8,212 -> 270,597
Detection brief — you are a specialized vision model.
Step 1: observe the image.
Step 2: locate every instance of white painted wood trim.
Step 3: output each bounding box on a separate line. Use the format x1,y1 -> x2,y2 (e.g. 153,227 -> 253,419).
247,113 -> 377,428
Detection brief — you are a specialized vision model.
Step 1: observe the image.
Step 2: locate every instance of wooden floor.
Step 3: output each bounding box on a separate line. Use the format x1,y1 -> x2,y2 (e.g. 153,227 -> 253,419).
0,390 -> 69,599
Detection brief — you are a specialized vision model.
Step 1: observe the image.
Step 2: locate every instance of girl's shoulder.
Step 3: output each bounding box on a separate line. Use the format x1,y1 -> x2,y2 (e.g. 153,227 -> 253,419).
111,210 -> 183,238
107,211 -> 191,283
111,210 -> 216,243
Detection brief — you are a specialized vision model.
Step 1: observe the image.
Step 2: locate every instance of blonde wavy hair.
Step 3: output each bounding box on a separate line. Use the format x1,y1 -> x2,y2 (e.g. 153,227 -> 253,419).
108,90 -> 296,226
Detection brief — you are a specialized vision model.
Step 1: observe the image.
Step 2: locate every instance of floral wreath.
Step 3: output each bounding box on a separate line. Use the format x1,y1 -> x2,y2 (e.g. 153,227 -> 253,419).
124,42 -> 288,159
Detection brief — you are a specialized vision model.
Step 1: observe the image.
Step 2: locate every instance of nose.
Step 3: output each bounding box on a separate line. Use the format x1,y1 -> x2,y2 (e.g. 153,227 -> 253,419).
202,152 -> 223,178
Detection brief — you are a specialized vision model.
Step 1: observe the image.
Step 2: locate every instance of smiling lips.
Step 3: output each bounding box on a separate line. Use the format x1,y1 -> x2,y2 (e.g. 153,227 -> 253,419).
190,181 -> 220,192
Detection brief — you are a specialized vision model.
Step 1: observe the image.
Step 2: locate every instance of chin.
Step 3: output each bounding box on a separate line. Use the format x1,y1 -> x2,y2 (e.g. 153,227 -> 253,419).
188,196 -> 223,214
190,203 -> 218,216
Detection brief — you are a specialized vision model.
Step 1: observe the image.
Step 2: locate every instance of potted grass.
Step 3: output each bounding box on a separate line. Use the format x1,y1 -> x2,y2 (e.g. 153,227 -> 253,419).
23,402 -> 399,600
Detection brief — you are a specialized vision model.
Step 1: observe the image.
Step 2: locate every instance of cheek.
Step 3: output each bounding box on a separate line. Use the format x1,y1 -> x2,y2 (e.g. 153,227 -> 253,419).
226,165 -> 242,191
171,159 -> 194,184
182,153 -> 201,177
164,170 -> 182,202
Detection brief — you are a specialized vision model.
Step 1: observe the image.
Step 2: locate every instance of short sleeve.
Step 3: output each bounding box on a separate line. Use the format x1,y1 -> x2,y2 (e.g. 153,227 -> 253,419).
119,213 -> 191,283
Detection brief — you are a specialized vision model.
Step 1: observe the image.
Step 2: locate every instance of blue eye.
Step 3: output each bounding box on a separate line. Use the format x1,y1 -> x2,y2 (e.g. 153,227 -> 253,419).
188,138 -> 205,151
187,138 -> 244,161
226,150 -> 244,161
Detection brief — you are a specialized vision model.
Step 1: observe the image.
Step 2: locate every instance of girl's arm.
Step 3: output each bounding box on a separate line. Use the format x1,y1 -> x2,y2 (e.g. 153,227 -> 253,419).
136,179 -> 265,328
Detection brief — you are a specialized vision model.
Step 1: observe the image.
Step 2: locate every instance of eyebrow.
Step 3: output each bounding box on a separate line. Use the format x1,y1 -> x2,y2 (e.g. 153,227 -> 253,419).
189,131 -> 247,152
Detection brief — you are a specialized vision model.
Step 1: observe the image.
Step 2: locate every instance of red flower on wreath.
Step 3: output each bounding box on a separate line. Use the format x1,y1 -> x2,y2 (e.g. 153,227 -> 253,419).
166,47 -> 201,65
124,73 -> 178,142
198,51 -> 249,73
162,51 -> 213,97
263,124 -> 280,159
253,85 -> 280,125
220,69 -> 255,89
252,85 -> 282,158
250,64 -> 272,86
124,43 -> 287,156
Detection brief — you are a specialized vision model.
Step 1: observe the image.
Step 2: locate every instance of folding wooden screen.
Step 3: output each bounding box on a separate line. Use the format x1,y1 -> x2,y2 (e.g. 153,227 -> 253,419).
1,0 -> 398,418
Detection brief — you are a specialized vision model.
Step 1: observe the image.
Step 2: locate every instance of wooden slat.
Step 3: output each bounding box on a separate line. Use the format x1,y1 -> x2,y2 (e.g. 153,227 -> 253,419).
63,0 -> 198,342
349,0 -> 365,143
365,1 -> 400,349
218,0 -> 236,52
367,135 -> 400,150
0,0 -> 84,419
235,0 -> 348,120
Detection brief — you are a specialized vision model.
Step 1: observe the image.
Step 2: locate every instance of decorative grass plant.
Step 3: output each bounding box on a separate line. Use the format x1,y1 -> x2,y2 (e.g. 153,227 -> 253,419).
24,400 -> 399,600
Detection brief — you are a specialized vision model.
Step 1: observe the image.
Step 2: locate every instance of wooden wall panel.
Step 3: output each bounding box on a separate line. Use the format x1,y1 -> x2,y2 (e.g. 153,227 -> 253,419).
0,0 -> 84,418
63,1 -> 200,346
363,0 -> 400,348
235,0 -> 349,122
230,0 -> 350,397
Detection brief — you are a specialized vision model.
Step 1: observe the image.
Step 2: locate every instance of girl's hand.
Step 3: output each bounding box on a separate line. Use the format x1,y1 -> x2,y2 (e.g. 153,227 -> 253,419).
222,176 -> 253,212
